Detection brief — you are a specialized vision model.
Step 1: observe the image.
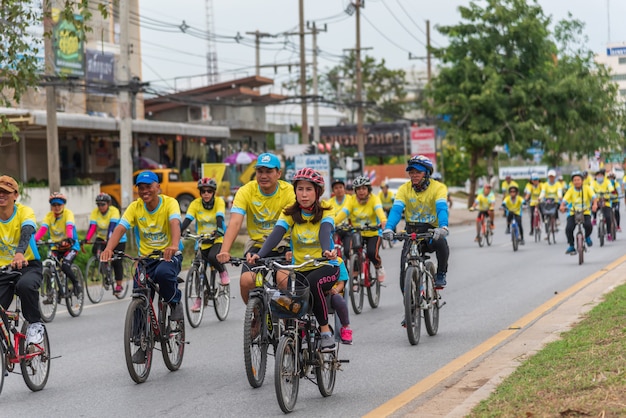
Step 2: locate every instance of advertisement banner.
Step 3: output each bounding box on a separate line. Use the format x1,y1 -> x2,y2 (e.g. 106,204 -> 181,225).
86,49 -> 115,95
53,9 -> 85,77
499,166 -> 548,179
410,126 -> 437,165
294,154 -> 331,200
318,123 -> 407,157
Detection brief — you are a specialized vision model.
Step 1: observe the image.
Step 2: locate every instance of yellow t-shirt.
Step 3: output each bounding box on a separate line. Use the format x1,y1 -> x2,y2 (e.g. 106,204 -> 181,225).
539,182 -> 563,201
185,196 -> 226,249
524,183 -> 542,206
276,212 -> 338,271
88,206 -> 126,243
502,195 -> 524,216
0,203 -> 40,266
592,180 -> 614,207
230,180 -> 296,244
335,194 -> 387,238
41,209 -> 79,251
120,195 -> 182,256
377,190 -> 394,210
474,193 -> 495,211
562,185 -> 596,216
392,180 -> 448,227
323,194 -> 353,218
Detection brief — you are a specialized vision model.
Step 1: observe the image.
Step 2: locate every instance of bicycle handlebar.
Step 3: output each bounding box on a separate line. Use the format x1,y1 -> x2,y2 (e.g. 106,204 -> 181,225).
392,231 -> 434,241
271,257 -> 329,270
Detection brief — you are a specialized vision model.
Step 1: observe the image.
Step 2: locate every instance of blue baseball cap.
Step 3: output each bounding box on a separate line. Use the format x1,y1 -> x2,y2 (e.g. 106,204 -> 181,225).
135,171 -> 159,185
50,198 -> 65,205
255,153 -> 281,169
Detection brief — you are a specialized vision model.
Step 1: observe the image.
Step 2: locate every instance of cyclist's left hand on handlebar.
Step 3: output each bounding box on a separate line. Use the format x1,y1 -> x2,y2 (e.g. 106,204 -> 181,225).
323,249 -> 337,260
11,253 -> 28,269
246,253 -> 260,264
382,229 -> 394,241
100,249 -> 113,263
432,227 -> 449,240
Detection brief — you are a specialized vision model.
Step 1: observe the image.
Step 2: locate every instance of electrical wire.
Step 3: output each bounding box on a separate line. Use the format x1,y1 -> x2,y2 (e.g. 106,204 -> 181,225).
361,12 -> 414,54
380,1 -> 426,47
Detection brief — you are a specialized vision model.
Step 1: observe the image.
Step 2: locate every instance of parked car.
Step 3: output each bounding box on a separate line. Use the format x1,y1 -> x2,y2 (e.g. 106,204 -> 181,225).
384,177 -> 409,197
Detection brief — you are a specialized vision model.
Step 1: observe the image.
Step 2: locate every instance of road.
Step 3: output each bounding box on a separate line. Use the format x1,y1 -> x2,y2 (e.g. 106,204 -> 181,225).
3,214 -> 624,416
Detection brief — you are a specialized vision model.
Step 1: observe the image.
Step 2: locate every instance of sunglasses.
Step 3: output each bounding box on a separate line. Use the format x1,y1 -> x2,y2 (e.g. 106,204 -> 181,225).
51,203 -> 63,207
200,189 -> 215,194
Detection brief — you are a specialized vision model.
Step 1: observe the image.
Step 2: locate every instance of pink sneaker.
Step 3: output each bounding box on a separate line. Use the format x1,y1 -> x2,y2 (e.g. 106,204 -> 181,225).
376,267 -> 386,283
340,327 -> 352,345
191,297 -> 202,312
114,285 -> 123,294
219,270 -> 230,285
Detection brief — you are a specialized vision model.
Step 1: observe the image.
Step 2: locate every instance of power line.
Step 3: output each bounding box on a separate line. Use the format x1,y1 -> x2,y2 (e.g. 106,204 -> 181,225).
380,1 -> 426,47
361,12 -> 414,54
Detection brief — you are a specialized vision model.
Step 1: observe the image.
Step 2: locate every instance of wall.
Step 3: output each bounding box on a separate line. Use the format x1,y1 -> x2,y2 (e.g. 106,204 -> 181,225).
19,184 -> 102,231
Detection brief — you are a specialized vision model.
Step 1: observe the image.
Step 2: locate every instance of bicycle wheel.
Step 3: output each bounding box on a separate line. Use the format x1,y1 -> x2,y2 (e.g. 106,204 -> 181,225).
316,346 -> 337,397
184,265 -> 204,328
124,298 -> 153,383
485,226 -> 493,246
274,335 -> 299,413
160,302 -> 185,371
84,256 -> 105,304
598,215 -> 605,247
39,267 -> 57,323
477,220 -> 484,247
534,218 -> 541,242
0,335 -> 4,394
19,321 -> 51,392
511,224 -> 519,252
366,261 -> 380,309
65,266 -> 84,317
243,296 -> 268,388
576,232 -> 584,265
423,261 -> 439,336
349,253 -> 364,314
404,265 -> 421,346
211,269 -> 230,321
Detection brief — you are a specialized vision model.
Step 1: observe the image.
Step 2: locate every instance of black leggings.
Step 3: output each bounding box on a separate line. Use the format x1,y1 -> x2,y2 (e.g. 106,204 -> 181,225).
201,243 -> 225,273
53,249 -> 79,288
93,239 -> 126,282
565,214 -> 592,246
302,265 -> 339,327
399,236 -> 449,293
349,235 -> 382,269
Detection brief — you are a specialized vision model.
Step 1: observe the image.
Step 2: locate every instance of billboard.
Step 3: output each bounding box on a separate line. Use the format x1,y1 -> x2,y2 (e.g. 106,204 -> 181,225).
318,122 -> 408,157
410,126 -> 437,165
499,166 -> 548,179
86,49 -> 115,95
53,9 -> 85,77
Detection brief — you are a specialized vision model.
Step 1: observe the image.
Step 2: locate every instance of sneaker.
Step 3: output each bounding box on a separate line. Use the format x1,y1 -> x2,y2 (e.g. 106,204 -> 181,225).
608,234 -> 612,241
340,327 -> 353,345
191,297 -> 202,313
74,284 -> 83,298
618,227 -> 622,232
26,322 -> 45,346
376,267 -> 386,283
474,236 -> 479,242
586,237 -> 593,247
114,285 -> 123,294
490,224 -> 495,230
132,348 -> 146,364
434,273 -> 447,288
520,239 -> 525,245
592,219 -> 597,226
529,229 -> 534,236
320,332 -> 336,352
565,245 -> 576,255
400,318 -> 406,328
219,270 -> 230,285
170,302 -> 184,321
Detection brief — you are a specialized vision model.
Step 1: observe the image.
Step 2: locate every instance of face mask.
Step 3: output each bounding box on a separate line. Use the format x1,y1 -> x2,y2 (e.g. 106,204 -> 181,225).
596,177 -> 604,184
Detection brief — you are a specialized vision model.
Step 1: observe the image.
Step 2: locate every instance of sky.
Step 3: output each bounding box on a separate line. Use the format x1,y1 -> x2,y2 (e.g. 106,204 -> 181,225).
137,0 -> 626,94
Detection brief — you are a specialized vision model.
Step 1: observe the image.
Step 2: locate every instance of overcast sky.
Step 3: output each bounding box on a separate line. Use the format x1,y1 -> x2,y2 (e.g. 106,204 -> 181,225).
137,0 -> 625,93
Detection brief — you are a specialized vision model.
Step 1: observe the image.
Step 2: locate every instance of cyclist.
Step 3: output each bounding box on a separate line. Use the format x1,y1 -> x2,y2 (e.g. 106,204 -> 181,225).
324,179 -> 353,258
608,170 -> 622,232
591,169 -> 614,238
470,183 -> 495,241
35,192 -> 82,297
0,175 -> 45,346
557,174 -> 568,193
383,155 -> 450,289
560,171 -> 597,255
334,176 -> 387,283
216,153 -> 295,304
85,193 -> 127,294
181,177 -> 229,312
500,174 -> 519,195
538,169 -> 563,234
247,168 -> 341,352
377,182 -> 394,217
501,185 -> 525,245
100,170 -> 184,322
524,173 -> 542,236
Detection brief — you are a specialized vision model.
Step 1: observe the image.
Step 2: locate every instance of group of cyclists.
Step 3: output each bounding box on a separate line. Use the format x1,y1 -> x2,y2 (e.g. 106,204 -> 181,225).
471,168 -> 623,254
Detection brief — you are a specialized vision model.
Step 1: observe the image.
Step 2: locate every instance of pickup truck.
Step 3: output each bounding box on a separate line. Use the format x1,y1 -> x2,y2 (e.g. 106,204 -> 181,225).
100,168 -> 200,212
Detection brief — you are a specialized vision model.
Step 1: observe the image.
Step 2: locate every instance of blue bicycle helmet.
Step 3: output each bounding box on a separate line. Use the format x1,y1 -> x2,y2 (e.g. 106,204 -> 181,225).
406,155 -> 434,175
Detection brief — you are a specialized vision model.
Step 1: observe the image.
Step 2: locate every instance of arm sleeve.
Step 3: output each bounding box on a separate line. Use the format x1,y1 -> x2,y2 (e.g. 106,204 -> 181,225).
66,224 -> 74,239
16,225 -> 35,254
85,224 -> 97,241
107,220 -> 118,239
320,222 -> 333,253
216,215 -> 225,234
386,202 -> 405,231
256,225 -> 288,258
180,218 -> 192,232
34,225 -> 47,241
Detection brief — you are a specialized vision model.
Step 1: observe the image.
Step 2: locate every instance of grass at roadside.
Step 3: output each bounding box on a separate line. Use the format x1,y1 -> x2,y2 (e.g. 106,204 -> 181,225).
468,282 -> 626,417
180,240 -> 244,269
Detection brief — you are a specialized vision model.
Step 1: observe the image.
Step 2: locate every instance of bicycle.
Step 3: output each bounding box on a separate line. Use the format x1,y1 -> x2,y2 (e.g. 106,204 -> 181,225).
596,196 -> 608,247
510,214 -> 521,252
84,242 -> 132,304
531,204 -> 542,242
574,210 -> 587,265
393,231 -> 445,346
0,266 -> 51,394
272,257 -> 348,413
116,250 -> 186,383
182,232 -> 230,328
346,224 -> 382,314
37,240 -> 85,322
471,209 -> 492,247
541,200 -> 558,245
230,255 -> 287,389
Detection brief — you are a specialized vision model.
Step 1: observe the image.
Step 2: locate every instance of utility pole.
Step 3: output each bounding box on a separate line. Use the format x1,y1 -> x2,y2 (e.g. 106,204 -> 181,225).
354,0 -> 365,161
245,30 -> 272,76
307,21 -> 327,145
426,20 -> 432,83
118,0 -> 133,210
299,0 -> 309,144
43,0 -> 60,192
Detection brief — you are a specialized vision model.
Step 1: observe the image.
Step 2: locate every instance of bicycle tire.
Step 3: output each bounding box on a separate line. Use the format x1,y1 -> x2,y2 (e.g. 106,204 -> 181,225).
576,232 -> 584,265
19,321 -> 51,392
485,226 -> 493,246
534,220 -> 541,242
366,260 -> 380,309
477,219 -> 484,247
184,266 -> 204,328
598,215 -> 605,247
511,224 -> 519,252
84,256 -> 105,304
160,303 -> 185,371
274,335 -> 299,413
39,267 -> 57,323
423,261 -> 439,336
349,253 -> 364,314
211,269 -> 230,321
115,258 -> 133,299
243,296 -> 268,388
65,265 -> 84,317
316,347 -> 337,397
124,298 -> 153,383
404,265 -> 421,346
0,333 -> 4,394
